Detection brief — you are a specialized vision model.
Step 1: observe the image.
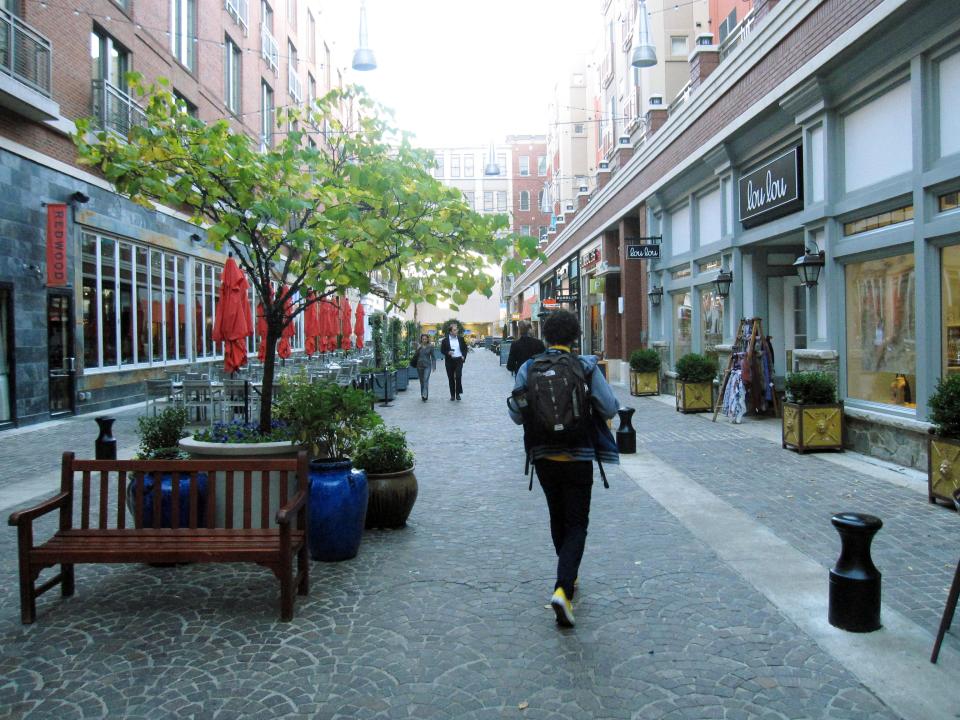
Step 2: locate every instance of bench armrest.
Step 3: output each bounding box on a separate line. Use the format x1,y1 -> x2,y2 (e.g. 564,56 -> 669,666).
8,492 -> 70,528
275,486 -> 308,526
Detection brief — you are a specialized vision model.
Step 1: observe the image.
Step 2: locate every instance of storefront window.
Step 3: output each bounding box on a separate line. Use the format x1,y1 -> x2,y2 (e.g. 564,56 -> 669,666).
672,291 -> 692,364
81,232 -> 202,370
942,245 -> 960,377
196,260 -> 223,359
845,254 -> 916,407
700,287 -> 723,366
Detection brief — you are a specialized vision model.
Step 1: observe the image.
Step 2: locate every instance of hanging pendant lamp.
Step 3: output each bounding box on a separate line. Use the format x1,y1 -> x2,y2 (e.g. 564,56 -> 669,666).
631,0 -> 657,68
484,142 -> 500,175
352,0 -> 377,72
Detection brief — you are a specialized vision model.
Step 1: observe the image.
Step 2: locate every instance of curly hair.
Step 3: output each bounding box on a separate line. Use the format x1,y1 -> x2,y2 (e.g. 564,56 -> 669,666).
541,310 -> 580,346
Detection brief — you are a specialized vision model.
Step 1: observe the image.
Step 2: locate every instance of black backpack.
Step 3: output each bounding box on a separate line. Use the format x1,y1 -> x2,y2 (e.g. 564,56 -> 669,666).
512,352 -> 609,490
524,352 -> 593,446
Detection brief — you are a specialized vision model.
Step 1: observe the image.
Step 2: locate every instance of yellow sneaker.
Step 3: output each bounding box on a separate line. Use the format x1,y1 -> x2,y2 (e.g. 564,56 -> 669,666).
551,587 -> 575,627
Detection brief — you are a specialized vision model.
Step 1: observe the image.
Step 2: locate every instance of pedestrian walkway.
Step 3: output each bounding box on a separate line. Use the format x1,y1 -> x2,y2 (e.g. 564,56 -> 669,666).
0,351 -> 958,719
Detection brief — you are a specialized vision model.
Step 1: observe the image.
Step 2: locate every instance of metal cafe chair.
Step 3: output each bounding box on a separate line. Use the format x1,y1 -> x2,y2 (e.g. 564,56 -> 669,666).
219,379 -> 252,423
181,379 -> 217,425
931,488 -> 960,663
144,379 -> 174,416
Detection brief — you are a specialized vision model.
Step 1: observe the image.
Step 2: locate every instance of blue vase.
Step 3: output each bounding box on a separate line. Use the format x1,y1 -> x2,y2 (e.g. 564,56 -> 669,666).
308,459 -> 368,561
126,472 -> 209,528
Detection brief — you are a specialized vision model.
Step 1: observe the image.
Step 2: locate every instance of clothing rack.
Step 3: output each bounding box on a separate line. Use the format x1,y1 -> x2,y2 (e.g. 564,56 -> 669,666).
712,317 -> 780,422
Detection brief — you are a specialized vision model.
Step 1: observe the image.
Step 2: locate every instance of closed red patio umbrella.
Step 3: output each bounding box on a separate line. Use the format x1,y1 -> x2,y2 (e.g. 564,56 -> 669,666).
321,298 -> 337,352
340,296 -> 352,350
211,257 -> 252,375
353,303 -> 365,349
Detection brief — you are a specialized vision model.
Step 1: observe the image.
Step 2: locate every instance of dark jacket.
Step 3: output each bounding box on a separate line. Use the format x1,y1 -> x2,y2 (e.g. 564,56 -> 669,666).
440,335 -> 468,361
506,335 -> 546,374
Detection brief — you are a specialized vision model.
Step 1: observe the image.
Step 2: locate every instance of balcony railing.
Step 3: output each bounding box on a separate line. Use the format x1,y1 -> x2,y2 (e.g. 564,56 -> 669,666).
225,0 -> 249,35
0,8 -> 52,97
719,8 -> 756,62
261,24 -> 279,75
91,79 -> 147,136
288,69 -> 302,103
667,81 -> 691,116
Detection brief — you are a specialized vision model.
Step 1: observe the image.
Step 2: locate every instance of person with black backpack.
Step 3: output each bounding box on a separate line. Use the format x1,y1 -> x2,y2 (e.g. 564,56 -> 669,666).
506,309 -> 619,628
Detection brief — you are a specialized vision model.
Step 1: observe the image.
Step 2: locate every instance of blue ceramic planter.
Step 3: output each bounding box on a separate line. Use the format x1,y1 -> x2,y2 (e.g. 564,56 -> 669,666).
126,472 -> 209,528
308,459 -> 368,561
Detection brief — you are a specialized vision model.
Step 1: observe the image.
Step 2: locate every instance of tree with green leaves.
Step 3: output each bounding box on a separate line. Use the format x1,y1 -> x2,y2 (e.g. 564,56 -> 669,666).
73,78 -> 541,432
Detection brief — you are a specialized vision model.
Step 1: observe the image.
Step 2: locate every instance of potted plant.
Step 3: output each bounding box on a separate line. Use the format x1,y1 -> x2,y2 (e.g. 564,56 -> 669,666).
353,426 -> 418,529
629,348 -> 661,396
782,371 -> 844,454
129,406 -> 208,528
927,374 -> 960,505
675,353 -> 716,413
275,377 -> 382,560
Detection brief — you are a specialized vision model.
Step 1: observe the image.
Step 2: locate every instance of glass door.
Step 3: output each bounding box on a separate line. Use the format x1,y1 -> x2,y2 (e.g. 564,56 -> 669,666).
48,293 -> 75,415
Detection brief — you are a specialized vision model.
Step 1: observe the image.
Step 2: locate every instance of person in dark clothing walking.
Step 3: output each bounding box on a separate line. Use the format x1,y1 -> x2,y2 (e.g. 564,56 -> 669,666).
506,321 -> 546,376
507,310 -> 619,628
440,321 -> 468,400
411,334 -> 437,401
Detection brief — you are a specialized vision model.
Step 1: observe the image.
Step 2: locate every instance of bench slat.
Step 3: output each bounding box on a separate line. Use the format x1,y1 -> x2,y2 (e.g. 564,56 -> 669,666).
98,471 -> 109,530
116,472 -> 126,530
81,470 -> 91,530
224,470 -> 234,530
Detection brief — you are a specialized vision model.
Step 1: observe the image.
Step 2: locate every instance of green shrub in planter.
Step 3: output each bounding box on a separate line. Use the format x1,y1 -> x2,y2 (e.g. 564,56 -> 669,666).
929,374 -> 960,438
353,427 -> 415,474
629,348 -> 660,373
675,353 -> 716,383
785,371 -> 836,405
137,406 -> 189,459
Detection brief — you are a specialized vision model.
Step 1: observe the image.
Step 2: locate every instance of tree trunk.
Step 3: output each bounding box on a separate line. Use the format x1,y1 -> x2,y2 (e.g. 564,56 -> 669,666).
258,321 -> 280,433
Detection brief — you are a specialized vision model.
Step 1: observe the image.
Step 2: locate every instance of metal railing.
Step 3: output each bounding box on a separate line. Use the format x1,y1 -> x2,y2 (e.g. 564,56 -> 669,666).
719,7 -> 756,62
0,8 -> 52,97
261,24 -> 279,75
91,79 -> 147,136
667,81 -> 691,115
224,0 -> 249,35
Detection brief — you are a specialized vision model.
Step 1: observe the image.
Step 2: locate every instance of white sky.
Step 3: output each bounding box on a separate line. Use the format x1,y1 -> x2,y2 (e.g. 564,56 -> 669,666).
320,1 -> 601,147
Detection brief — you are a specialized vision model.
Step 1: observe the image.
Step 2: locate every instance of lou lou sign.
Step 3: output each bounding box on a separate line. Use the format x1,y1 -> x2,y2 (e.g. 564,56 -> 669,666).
738,147 -> 802,227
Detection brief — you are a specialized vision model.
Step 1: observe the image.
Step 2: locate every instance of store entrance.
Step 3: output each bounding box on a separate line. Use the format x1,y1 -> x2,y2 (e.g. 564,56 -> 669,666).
47,293 -> 75,416
767,275 -> 807,384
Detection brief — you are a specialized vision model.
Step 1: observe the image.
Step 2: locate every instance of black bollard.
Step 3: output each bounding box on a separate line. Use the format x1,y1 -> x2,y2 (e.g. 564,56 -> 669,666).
94,416 -> 117,460
829,512 -> 883,632
616,407 -> 636,454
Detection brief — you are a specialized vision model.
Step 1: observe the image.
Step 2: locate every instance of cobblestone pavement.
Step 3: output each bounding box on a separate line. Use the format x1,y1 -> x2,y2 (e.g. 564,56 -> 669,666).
0,351 -> 955,718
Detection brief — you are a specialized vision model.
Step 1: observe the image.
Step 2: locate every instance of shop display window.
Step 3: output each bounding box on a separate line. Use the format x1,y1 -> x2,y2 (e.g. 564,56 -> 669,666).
81,232 -> 229,370
942,245 -> 960,377
845,253 -> 916,408
700,287 -> 724,366
940,191 -> 959,213
673,291 -> 692,364
842,204 -> 913,237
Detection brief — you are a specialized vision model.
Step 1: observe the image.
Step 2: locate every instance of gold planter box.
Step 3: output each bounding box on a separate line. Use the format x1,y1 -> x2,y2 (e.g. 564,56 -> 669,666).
676,381 -> 712,413
781,402 -> 844,453
928,435 -> 960,506
630,370 -> 659,396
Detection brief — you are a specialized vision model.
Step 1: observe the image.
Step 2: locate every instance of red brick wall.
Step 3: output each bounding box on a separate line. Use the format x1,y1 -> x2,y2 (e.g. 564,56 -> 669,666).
510,139 -> 550,235
4,1 -> 326,171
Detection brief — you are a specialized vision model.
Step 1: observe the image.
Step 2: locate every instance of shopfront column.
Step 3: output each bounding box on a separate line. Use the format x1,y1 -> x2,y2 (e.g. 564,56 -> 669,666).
619,211 -> 647,356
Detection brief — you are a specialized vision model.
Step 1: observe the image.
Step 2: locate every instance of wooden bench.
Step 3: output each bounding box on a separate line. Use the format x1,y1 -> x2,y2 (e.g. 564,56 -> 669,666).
8,451 -> 310,623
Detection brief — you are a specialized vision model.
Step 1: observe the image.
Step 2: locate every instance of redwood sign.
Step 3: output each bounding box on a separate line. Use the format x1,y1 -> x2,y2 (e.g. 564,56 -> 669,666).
46,203 -> 68,287
738,146 -> 803,227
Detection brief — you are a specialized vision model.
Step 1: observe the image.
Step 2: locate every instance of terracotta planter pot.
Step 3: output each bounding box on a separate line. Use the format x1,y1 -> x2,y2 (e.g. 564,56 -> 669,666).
365,466 -> 418,529
928,434 -> 960,506
676,381 -> 712,413
781,401 -> 844,453
629,369 -> 659,396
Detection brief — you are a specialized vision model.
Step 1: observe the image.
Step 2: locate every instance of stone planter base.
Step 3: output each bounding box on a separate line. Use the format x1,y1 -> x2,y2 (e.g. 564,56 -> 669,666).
630,370 -> 659,396
782,402 -> 844,453
676,381 -> 712,413
928,435 -> 960,506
